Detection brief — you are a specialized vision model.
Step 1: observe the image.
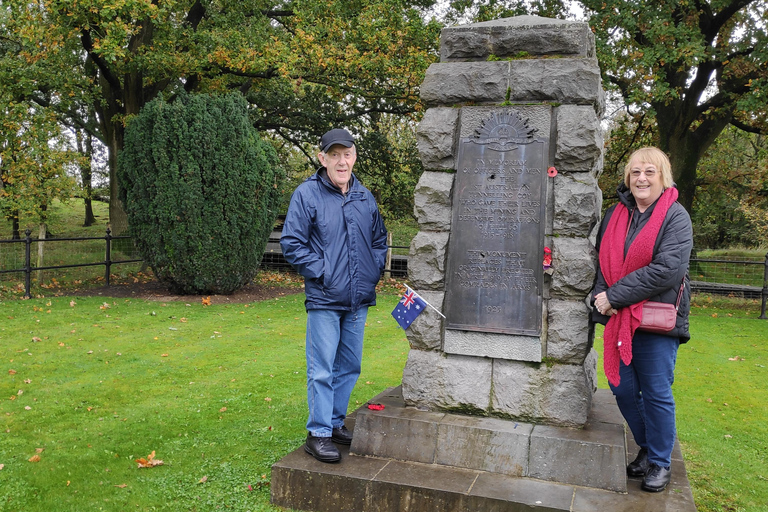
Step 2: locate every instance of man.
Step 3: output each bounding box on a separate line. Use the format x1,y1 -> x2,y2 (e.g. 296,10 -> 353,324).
280,128 -> 388,463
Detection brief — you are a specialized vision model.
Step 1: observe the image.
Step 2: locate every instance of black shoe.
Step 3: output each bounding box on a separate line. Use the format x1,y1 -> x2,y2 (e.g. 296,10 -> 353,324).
627,447 -> 650,477
642,464 -> 671,492
304,434 -> 341,463
331,425 -> 353,445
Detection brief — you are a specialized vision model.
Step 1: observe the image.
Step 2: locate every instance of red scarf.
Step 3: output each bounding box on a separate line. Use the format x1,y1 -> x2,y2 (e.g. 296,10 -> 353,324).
599,187 -> 678,386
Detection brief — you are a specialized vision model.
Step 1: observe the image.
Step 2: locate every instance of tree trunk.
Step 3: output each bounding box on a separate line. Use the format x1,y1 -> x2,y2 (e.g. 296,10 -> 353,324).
76,130 -> 97,227
11,213 -> 20,240
37,222 -> 46,285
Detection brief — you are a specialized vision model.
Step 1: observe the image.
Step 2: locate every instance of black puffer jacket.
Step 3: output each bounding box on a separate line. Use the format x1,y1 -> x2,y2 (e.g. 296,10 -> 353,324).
592,184 -> 693,342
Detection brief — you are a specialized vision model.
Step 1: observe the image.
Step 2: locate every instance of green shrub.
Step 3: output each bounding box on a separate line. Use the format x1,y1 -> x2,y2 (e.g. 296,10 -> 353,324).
118,93 -> 283,294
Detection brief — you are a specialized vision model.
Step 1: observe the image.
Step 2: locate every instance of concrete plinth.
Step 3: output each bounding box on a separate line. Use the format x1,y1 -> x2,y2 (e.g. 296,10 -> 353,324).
271,387 -> 697,511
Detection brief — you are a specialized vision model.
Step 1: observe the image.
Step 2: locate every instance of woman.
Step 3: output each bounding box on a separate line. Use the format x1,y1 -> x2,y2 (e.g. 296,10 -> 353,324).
592,147 -> 693,493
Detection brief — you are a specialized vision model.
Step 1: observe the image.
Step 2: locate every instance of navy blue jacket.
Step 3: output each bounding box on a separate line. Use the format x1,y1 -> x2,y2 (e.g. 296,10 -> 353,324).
592,184 -> 693,341
280,169 -> 388,311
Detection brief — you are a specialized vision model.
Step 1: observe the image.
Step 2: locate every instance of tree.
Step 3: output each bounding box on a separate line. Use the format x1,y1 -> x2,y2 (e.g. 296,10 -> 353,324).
1,0 -> 441,232
0,100 -> 77,238
119,93 -> 283,295
693,126 -> 768,248
443,0 -> 568,23
584,0 -> 768,212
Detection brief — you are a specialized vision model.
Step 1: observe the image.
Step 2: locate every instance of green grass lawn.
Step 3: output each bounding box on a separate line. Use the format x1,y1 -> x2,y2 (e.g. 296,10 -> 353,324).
2,289 -> 766,511
0,291 -> 409,511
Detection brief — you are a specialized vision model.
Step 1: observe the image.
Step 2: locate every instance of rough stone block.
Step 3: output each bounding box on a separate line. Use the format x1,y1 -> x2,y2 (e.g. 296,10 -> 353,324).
408,231 -> 449,290
546,299 -> 591,364
405,291 -> 444,351
529,420 -> 626,492
444,329 -> 542,362
554,105 -> 603,171
491,359 -> 593,427
550,237 -> 596,298
436,414 -> 533,477
440,16 -> 595,61
506,58 -> 602,106
553,173 -> 600,237
413,171 -> 454,231
416,108 -> 459,170
421,61 -> 511,106
422,59 -> 602,108
402,350 -> 492,413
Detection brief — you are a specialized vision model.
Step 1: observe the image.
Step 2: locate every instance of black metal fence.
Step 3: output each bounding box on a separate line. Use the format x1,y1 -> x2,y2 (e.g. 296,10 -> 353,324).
0,229 -> 143,298
2,230 -> 767,319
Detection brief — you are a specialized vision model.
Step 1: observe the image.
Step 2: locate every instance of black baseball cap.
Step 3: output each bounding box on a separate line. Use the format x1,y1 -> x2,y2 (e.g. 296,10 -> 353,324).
320,128 -> 355,152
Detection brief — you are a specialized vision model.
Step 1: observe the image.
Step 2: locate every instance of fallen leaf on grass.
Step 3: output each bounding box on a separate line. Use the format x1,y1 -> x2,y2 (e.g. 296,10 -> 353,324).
0,464 -> 4,470
202,297 -> 211,306
728,356 -> 744,361
32,337 -> 41,343
136,451 -> 163,468
219,407 -> 227,412
70,301 -> 76,307
29,455 -> 40,462
35,448 -> 43,453
198,476 -> 208,484
24,406 -> 31,410
161,354 -> 169,357
9,396 -> 16,401
8,369 -> 16,375
24,379 -> 31,384
114,483 -> 127,488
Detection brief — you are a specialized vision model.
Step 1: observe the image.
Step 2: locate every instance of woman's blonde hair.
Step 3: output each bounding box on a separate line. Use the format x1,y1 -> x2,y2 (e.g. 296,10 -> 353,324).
623,147 -> 674,189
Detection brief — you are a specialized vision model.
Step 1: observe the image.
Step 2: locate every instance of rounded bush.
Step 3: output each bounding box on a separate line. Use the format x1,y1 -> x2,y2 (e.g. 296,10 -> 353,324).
118,93 -> 283,294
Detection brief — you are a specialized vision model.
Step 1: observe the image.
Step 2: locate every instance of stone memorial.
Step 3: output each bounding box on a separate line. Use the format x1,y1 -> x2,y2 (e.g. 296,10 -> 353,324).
404,16 -> 603,428
271,16 -> 698,512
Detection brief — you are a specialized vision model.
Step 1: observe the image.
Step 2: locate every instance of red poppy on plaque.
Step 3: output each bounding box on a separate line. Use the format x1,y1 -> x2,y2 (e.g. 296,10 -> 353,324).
547,167 -> 558,177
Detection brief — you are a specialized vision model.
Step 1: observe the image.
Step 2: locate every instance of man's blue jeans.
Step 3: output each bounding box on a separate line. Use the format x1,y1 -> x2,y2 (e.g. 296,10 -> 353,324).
305,307 -> 368,437
609,330 -> 679,468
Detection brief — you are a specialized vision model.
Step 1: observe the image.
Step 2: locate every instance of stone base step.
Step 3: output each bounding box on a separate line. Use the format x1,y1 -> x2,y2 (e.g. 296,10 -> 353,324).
271,388 -> 697,512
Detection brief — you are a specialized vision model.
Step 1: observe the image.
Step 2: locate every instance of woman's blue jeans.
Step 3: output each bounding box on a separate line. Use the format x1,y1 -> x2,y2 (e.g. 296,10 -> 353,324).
609,330 -> 679,468
305,307 -> 368,437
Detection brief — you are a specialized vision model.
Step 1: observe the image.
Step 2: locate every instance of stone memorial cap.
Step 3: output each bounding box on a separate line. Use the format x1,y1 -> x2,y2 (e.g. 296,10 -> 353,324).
320,128 -> 355,152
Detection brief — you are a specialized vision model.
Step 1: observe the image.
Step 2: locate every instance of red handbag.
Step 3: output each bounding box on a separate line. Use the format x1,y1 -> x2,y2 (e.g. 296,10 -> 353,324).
638,281 -> 685,334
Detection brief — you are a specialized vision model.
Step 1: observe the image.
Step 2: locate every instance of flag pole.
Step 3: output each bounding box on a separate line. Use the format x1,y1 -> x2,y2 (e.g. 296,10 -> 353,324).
403,284 -> 446,319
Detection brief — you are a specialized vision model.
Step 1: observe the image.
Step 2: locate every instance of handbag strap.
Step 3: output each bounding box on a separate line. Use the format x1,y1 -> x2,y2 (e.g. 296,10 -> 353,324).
674,278 -> 685,311
627,208 -> 687,311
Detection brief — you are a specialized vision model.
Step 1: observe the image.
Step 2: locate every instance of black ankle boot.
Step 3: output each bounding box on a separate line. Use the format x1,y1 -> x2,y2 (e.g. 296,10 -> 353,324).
627,447 -> 650,477
642,464 -> 671,492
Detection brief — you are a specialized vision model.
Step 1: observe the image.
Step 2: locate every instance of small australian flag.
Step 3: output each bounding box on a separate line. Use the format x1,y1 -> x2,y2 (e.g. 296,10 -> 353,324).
391,286 -> 427,330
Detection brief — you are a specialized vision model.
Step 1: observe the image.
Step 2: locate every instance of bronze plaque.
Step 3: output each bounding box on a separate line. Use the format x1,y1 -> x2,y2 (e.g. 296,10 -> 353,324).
444,111 -> 548,335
